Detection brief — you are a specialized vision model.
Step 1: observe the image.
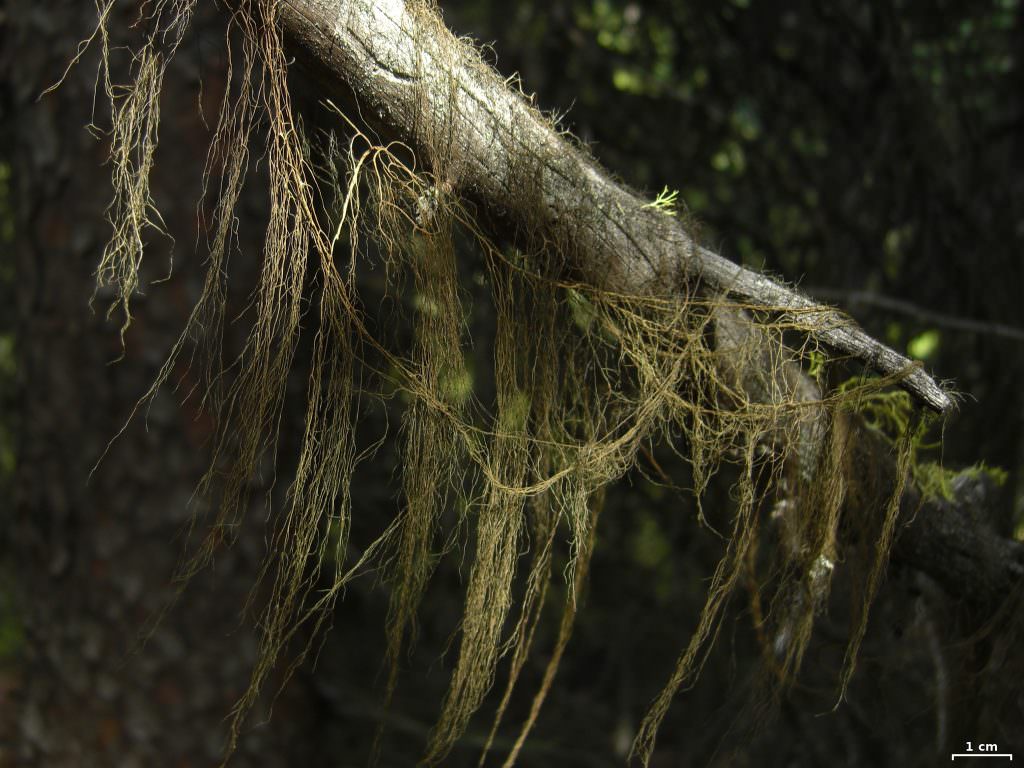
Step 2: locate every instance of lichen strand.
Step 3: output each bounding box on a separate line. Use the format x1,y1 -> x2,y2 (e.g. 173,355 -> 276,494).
86,2 -> 922,766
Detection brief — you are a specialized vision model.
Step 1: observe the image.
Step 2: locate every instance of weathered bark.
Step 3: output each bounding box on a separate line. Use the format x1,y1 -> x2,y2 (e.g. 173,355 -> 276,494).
2,3 -> 322,764
272,0 -> 1018,606
895,476 -> 1024,606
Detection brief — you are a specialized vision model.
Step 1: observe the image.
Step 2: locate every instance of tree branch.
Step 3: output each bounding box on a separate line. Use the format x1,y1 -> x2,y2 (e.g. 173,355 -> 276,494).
808,286 -> 1024,343
895,475 -> 1024,606
275,0 -> 951,413
267,0 -> 1022,606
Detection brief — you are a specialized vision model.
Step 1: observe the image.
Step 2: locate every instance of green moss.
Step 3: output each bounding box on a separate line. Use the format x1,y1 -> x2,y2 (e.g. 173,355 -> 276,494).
838,378 -> 1006,504
915,461 -> 1007,502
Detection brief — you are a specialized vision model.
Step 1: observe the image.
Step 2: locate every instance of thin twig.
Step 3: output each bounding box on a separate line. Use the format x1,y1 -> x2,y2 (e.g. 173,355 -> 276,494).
808,287 -> 1024,343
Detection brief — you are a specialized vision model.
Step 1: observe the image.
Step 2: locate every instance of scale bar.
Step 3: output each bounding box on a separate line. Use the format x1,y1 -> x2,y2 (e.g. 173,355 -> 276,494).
951,755 -> 1013,761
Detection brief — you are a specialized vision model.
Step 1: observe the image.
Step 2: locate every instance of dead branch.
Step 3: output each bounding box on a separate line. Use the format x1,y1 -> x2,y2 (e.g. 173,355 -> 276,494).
275,0 -> 951,413
262,0 -> 1024,609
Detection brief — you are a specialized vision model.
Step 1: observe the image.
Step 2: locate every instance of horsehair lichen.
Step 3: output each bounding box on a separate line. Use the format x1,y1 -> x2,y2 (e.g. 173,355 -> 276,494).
78,1 -> 927,765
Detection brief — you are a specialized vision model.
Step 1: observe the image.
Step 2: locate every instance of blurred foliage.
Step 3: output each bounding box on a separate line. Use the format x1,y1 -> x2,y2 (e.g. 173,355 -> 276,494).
907,328 -> 940,359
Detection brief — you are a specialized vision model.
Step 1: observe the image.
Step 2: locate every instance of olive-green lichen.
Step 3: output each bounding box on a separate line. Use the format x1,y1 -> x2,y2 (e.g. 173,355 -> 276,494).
75,2 -> 931,765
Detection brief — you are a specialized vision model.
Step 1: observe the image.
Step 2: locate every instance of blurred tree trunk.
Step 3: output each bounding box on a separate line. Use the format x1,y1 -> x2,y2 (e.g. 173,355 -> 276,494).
1,3 -> 321,765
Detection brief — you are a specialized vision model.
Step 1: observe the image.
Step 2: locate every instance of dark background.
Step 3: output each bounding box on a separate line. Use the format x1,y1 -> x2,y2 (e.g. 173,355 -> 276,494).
1,1 -> 1022,766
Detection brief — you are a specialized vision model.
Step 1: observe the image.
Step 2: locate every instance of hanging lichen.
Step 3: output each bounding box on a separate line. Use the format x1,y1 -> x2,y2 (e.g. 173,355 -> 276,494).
67,1 -> 940,766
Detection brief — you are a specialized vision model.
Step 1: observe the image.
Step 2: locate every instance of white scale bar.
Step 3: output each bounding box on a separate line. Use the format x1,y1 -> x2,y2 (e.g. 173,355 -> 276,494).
951,755 -> 1013,761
